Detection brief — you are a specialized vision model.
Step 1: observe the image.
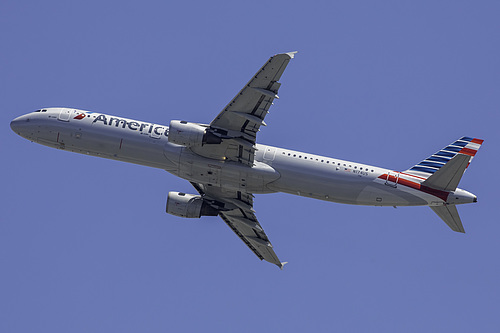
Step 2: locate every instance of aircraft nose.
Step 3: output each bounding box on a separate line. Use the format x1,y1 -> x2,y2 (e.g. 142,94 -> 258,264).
10,114 -> 31,135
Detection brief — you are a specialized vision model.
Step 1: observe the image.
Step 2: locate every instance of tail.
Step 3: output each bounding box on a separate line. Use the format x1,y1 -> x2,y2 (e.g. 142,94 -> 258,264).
405,136 -> 484,180
404,137 -> 484,233
430,205 -> 465,233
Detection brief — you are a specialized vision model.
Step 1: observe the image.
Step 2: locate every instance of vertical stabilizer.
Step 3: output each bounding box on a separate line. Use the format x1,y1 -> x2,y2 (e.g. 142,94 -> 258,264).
405,137 -> 484,179
430,205 -> 465,233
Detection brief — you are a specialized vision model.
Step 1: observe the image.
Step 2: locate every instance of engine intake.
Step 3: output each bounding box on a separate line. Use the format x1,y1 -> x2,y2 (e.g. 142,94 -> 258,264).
166,192 -> 219,218
168,120 -> 221,147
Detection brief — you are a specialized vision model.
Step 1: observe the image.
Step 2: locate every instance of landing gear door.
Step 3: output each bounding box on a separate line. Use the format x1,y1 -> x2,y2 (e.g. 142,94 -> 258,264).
207,164 -> 221,186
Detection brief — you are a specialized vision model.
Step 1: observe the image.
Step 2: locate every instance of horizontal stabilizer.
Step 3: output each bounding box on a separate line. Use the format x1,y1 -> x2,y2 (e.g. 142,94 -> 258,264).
422,154 -> 471,192
430,205 -> 465,233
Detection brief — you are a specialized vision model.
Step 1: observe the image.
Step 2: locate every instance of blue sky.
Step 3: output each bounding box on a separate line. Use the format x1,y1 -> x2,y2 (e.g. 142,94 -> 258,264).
1,1 -> 499,332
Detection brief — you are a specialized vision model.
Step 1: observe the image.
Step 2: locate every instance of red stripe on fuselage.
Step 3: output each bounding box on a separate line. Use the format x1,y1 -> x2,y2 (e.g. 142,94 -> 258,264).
378,173 -> 449,202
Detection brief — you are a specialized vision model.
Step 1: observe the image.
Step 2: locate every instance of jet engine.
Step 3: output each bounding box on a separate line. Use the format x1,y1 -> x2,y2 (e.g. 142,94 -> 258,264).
166,192 -> 220,218
168,120 -> 221,147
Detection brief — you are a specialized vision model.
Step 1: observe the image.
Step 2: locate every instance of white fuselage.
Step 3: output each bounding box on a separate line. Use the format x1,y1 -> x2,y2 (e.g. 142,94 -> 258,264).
10,108 -> 476,207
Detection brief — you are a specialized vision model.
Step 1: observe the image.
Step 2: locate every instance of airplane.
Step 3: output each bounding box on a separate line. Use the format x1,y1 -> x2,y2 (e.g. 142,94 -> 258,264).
10,52 -> 483,269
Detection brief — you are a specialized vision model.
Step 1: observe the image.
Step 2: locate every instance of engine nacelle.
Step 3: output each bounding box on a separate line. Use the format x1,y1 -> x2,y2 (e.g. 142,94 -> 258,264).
166,192 -> 219,218
168,120 -> 221,147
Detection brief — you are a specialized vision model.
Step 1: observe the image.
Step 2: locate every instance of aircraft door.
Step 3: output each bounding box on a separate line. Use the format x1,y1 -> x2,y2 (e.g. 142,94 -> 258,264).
58,109 -> 71,122
263,146 -> 276,163
385,171 -> 399,188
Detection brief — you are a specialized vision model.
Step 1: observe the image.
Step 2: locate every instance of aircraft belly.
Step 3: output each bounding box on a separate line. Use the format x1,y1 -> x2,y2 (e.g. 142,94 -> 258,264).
268,157 -> 431,206
177,149 -> 280,193
356,185 -> 425,206
268,162 -> 366,204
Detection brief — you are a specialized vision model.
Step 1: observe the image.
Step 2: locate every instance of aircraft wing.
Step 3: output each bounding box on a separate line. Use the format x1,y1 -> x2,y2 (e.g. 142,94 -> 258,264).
191,182 -> 286,269
191,52 -> 296,166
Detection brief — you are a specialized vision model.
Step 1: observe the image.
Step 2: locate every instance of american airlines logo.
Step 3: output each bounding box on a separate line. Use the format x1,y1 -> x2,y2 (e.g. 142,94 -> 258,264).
74,113 -> 86,120
92,114 -> 168,137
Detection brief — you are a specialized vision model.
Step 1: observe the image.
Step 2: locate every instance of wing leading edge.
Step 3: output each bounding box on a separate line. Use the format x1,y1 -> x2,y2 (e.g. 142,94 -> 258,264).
191,52 -> 296,166
210,51 -> 296,138
191,182 -> 286,269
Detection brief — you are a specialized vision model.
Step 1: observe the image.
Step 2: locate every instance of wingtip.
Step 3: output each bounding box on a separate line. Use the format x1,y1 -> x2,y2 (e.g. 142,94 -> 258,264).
279,261 -> 289,270
275,51 -> 298,59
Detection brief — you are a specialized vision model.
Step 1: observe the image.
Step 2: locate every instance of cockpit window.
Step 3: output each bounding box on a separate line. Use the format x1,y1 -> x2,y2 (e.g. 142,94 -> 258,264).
42,109 -> 47,112
34,109 -> 41,112
34,109 -> 47,112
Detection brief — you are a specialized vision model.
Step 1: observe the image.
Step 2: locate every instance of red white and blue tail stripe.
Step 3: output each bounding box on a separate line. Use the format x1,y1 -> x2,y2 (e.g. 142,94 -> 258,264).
405,137 -> 484,178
